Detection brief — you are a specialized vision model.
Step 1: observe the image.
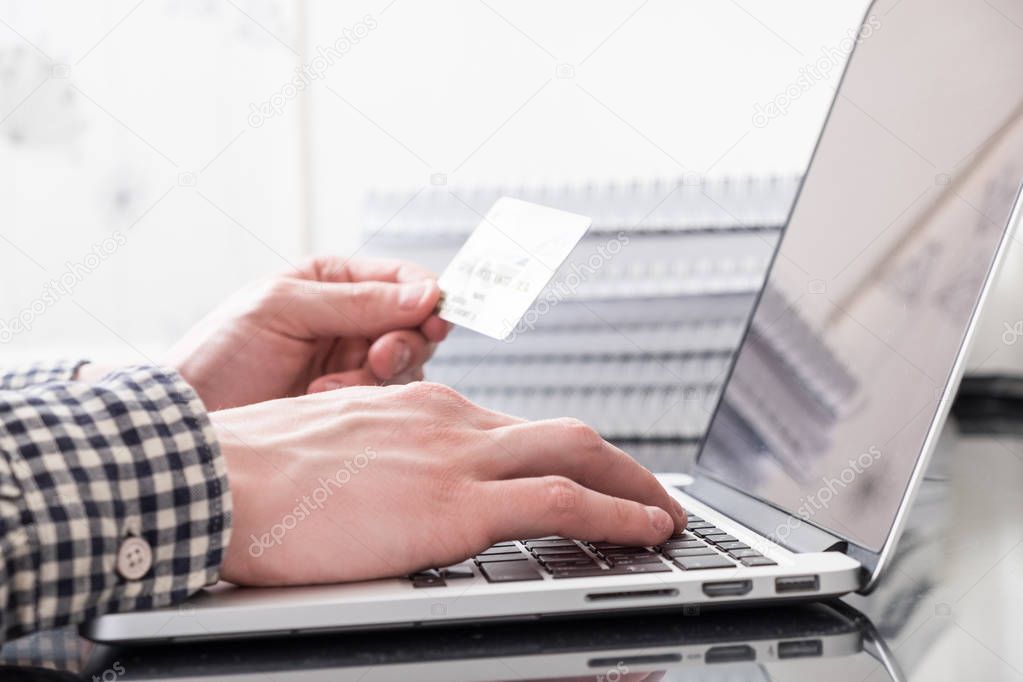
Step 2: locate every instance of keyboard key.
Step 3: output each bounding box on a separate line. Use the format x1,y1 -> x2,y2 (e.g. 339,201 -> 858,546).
716,542 -> 750,551
687,515 -> 703,522
741,557 -> 777,567
540,557 -> 597,568
673,555 -> 736,570
531,547 -> 589,557
607,562 -> 672,575
551,562 -> 671,579
534,555 -> 592,565
524,539 -> 577,548
598,547 -> 652,556
549,566 -> 610,578
411,569 -> 441,577
604,554 -> 664,566
480,561 -> 544,582
479,546 -> 522,556
492,541 -> 518,548
440,564 -> 476,580
535,558 -> 594,569
704,534 -> 738,545
663,547 -> 717,558
606,549 -> 657,559
727,549 -> 762,559
691,528 -> 722,537
659,539 -> 706,550
410,569 -> 446,588
475,553 -> 528,563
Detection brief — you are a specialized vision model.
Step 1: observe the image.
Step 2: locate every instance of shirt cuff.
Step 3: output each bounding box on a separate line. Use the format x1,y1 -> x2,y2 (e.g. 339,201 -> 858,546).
0,365 -> 232,642
0,360 -> 90,391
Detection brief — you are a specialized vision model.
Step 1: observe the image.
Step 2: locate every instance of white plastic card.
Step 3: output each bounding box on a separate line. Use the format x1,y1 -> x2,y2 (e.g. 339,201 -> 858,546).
437,197 -> 591,339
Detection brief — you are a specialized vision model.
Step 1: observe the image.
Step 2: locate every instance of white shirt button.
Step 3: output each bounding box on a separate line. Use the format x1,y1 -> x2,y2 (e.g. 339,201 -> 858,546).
116,536 -> 153,581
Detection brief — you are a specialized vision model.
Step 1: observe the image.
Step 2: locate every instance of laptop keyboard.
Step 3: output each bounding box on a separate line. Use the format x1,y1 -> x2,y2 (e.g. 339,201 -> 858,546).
408,515 -> 777,587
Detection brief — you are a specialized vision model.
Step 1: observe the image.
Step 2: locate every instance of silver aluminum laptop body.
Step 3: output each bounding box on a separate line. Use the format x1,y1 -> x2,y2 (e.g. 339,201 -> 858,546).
85,602 -> 905,681
84,0 -> 1023,643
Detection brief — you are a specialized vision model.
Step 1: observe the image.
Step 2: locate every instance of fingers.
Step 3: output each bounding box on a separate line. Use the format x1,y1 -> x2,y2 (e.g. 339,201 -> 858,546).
281,257 -> 453,345
275,278 -> 441,339
331,337 -> 370,373
366,330 -> 435,381
385,368 -> 425,385
347,258 -> 437,285
307,365 -> 426,392
307,367 -> 378,393
485,419 -> 686,530
420,315 -> 452,343
482,476 -> 676,547
297,256 -> 438,286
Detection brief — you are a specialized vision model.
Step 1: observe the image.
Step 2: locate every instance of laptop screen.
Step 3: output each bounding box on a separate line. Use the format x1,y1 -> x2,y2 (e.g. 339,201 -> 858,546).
696,0 -> 1023,552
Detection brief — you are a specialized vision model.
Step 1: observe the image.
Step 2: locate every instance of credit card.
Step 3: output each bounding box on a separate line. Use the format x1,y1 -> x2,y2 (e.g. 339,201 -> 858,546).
437,197 -> 592,339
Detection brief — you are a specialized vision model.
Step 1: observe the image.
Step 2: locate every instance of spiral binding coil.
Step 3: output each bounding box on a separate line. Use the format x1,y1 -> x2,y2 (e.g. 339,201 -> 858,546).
359,175 -> 802,471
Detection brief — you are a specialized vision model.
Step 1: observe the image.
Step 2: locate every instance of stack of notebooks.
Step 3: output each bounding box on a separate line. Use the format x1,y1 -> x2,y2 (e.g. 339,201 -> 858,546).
360,176 -> 801,472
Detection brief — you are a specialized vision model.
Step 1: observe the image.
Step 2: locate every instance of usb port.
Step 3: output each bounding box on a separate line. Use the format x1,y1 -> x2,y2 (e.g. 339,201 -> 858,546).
702,580 -> 752,597
705,644 -> 755,663
778,639 -> 823,659
774,575 -> 819,593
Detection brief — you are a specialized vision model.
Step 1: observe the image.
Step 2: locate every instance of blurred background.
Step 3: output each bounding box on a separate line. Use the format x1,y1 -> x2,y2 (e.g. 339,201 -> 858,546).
2,0 -> 1022,469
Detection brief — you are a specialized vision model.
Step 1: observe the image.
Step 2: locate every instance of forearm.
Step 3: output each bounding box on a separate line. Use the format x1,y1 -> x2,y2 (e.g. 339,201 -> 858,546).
0,364 -> 232,643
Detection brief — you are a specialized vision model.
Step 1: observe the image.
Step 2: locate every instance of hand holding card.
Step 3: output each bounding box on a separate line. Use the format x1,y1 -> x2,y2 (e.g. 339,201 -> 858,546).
437,198 -> 592,339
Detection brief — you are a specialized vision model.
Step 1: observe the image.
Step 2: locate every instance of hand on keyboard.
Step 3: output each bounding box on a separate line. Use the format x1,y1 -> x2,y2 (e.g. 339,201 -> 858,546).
213,381 -> 686,585
410,517 -> 777,586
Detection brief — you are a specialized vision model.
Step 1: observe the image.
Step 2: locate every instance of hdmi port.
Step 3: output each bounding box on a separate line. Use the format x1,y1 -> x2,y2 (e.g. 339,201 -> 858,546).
702,580 -> 753,597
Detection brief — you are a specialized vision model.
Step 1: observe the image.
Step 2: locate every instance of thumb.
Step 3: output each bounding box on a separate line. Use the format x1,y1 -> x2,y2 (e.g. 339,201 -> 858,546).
281,278 -> 440,339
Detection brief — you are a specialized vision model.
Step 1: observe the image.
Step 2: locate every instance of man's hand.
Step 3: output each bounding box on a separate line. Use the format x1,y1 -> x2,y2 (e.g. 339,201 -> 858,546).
166,257 -> 450,410
213,382 -> 687,585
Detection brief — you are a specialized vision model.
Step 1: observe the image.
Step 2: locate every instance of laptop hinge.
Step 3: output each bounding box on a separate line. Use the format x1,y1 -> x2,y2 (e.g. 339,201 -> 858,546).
683,474 -> 847,555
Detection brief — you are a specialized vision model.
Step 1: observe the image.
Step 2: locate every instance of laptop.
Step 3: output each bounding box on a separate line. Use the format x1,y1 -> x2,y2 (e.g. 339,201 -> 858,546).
84,601 -> 903,681
83,0 -> 1023,642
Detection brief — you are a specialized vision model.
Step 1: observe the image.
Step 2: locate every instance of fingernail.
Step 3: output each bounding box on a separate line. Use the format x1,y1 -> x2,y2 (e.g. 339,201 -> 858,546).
399,281 -> 429,310
324,380 -> 342,391
393,341 -> 412,374
646,506 -> 673,534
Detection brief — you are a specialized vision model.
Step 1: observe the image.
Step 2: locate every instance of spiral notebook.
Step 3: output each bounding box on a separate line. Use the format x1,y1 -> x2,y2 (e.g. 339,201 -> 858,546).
359,175 -> 801,472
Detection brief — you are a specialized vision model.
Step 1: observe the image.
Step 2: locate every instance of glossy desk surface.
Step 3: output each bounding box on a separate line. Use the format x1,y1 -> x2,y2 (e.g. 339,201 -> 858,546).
4,427 -> 1022,682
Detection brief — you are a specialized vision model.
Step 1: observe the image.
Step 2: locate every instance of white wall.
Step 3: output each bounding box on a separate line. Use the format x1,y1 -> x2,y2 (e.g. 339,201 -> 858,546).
31,1 -> 1022,371
305,0 -> 869,253
1,0 -> 304,363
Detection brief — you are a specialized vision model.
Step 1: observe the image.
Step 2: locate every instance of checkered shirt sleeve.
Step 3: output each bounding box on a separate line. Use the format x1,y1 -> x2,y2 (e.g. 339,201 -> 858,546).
0,363 -> 232,643
0,361 -> 89,391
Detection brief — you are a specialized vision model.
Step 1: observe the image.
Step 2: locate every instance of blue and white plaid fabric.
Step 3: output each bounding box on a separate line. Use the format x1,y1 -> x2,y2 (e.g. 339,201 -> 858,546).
0,362 -> 231,643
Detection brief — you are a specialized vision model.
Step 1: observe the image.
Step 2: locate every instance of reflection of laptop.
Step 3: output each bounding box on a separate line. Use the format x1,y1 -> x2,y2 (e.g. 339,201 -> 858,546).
85,0 -> 1023,642
87,602 -> 903,681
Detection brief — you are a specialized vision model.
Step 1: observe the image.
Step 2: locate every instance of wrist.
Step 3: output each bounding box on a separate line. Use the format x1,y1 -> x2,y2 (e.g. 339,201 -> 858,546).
211,410 -> 274,585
